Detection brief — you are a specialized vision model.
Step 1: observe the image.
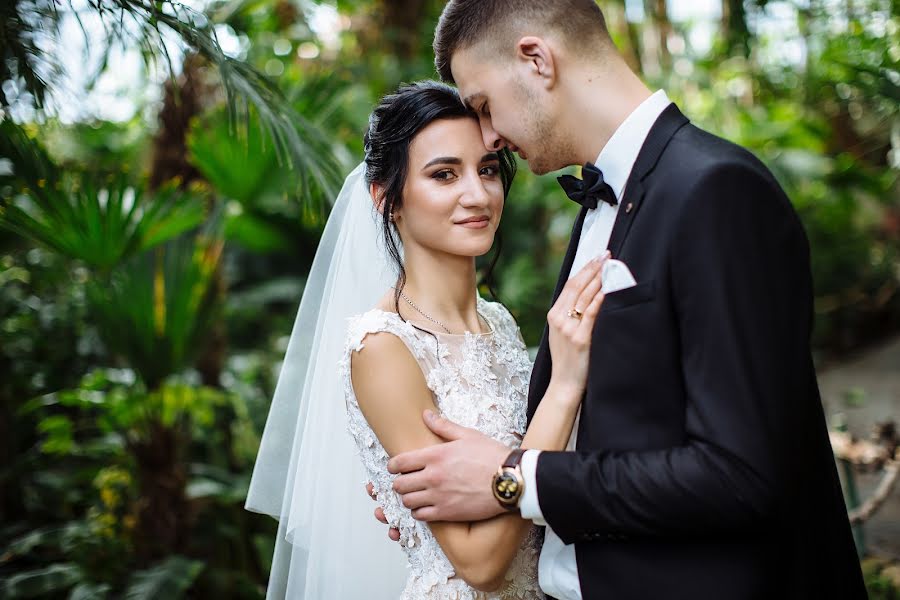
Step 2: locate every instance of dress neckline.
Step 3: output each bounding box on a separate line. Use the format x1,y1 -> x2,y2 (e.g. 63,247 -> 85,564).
372,296 -> 495,338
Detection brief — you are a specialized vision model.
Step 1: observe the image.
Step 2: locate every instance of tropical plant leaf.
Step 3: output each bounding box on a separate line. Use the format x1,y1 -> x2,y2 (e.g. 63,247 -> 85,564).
5,0 -> 345,207
68,582 -> 112,600
1,121 -> 207,270
86,223 -> 224,390
0,178 -> 206,272
1,563 -> 83,599
123,555 -> 204,600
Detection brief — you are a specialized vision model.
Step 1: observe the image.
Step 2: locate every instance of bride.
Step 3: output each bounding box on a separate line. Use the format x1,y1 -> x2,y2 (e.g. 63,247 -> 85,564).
246,81 -> 606,599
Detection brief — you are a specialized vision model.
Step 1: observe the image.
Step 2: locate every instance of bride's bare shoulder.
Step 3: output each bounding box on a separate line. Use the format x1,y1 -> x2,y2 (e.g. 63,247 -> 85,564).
373,290 -> 398,314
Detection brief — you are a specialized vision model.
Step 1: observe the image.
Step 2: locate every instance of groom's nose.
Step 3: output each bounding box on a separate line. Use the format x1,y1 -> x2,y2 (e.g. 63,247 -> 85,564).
479,120 -> 507,152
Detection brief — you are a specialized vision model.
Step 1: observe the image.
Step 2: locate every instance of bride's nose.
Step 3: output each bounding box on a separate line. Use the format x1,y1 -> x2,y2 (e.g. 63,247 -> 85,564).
459,173 -> 491,208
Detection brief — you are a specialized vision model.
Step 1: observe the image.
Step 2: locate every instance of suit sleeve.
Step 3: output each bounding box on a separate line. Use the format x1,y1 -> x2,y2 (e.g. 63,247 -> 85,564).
535,161 -> 813,543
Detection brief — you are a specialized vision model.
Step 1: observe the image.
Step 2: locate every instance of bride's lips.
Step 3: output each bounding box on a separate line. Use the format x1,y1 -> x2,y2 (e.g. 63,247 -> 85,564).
456,215 -> 490,229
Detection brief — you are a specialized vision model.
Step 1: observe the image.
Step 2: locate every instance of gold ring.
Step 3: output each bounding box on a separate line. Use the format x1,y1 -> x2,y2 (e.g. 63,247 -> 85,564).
567,308 -> 583,320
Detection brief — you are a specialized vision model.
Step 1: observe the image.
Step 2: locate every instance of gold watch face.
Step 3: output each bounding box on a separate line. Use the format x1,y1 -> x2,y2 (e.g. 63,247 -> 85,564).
494,469 -> 521,503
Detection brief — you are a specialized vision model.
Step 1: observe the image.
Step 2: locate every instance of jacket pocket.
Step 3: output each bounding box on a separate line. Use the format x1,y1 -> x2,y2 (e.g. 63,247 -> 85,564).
601,280 -> 655,312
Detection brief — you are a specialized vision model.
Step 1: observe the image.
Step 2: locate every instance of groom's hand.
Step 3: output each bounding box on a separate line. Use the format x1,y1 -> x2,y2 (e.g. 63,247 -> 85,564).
387,410 -> 509,522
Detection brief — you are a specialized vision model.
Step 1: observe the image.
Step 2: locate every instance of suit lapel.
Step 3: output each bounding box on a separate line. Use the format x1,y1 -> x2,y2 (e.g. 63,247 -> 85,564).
529,104 -> 690,420
607,104 -> 689,258
552,206 -> 589,302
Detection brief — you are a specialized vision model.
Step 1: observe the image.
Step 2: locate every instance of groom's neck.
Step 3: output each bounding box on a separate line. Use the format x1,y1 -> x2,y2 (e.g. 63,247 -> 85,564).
565,60 -> 652,165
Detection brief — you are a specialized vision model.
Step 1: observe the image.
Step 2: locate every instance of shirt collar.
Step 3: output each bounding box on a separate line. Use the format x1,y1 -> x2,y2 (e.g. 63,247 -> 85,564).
594,90 -> 672,200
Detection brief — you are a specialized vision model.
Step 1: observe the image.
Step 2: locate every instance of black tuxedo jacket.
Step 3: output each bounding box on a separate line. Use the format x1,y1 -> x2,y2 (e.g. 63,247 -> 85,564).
526,105 -> 866,599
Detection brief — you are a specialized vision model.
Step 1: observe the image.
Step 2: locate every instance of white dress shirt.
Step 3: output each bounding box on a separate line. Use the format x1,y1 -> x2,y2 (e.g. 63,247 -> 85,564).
519,90 -> 672,600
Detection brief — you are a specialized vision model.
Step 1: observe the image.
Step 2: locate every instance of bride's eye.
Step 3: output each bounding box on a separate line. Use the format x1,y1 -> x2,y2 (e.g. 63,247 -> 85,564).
480,165 -> 499,177
432,169 -> 456,181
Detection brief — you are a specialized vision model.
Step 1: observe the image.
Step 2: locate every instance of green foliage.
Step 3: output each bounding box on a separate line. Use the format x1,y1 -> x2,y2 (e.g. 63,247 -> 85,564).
1,121 -> 207,272
123,556 -> 204,600
2,1 -> 898,597
2,564 -> 84,599
86,230 -> 224,390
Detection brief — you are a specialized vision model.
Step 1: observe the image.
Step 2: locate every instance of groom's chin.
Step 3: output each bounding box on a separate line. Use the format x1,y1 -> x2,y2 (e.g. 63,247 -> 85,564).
525,158 -> 557,176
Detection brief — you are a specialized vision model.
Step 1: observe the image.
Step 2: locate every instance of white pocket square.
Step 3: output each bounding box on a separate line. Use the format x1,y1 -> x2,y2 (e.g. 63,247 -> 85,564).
601,258 -> 637,293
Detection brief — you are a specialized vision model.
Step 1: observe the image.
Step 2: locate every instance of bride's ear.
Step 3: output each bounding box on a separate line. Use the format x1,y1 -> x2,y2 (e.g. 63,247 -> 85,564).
371,183 -> 393,220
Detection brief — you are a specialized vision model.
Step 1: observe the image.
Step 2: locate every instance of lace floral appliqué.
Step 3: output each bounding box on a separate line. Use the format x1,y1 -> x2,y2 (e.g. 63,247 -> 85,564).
340,298 -> 543,600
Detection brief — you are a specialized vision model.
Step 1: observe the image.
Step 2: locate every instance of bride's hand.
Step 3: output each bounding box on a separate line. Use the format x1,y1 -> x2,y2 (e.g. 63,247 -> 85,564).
547,252 -> 608,399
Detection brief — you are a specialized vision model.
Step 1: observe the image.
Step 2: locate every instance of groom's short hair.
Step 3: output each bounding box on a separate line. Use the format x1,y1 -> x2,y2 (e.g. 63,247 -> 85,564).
434,0 -> 614,83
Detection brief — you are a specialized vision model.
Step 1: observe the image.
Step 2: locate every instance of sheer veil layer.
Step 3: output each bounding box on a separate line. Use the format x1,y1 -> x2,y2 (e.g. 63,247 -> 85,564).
245,163 -> 407,598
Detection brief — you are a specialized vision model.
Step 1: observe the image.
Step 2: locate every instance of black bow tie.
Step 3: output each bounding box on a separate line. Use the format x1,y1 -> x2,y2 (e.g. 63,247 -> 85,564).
557,163 -> 618,209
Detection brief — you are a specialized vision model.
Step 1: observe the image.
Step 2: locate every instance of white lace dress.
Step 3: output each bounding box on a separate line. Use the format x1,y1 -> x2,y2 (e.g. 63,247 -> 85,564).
340,296 -> 544,600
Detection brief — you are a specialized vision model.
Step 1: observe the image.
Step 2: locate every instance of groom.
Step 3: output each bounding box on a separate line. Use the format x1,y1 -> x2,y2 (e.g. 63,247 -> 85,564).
381,1 -> 866,598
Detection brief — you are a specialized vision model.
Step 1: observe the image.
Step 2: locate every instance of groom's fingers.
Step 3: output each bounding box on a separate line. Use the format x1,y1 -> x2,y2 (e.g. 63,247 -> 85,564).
388,446 -> 434,474
399,490 -> 431,510
392,469 -> 429,494
366,482 -> 377,500
411,506 -> 440,522
422,409 -> 469,441
375,506 -> 388,524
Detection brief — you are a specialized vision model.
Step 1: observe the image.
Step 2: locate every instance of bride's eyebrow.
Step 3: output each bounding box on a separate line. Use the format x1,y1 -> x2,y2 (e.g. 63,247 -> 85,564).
481,153 -> 500,163
422,156 -> 461,170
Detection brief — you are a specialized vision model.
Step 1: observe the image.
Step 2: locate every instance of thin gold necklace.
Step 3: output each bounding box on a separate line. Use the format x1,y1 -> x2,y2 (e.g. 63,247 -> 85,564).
396,289 -> 453,334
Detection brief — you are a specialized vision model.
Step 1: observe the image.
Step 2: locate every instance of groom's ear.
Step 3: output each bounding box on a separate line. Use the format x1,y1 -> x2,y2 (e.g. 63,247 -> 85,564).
515,36 -> 556,89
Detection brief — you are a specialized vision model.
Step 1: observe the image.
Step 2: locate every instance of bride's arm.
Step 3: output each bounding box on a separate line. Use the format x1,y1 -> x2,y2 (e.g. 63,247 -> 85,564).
352,259 -> 606,592
353,335 -> 588,591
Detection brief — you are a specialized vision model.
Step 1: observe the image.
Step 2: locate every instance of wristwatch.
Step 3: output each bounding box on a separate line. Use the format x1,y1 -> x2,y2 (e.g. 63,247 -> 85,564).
492,448 -> 526,511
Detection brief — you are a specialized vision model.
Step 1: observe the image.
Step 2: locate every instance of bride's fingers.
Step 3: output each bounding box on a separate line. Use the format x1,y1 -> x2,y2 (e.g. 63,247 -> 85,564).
552,257 -> 604,319
571,274 -> 603,318
389,527 -> 401,542
375,506 -> 388,524
367,482 -> 377,500
578,289 -> 606,331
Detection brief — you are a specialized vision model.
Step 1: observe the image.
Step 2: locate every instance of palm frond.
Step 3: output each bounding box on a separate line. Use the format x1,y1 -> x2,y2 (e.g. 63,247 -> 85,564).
86,221 -> 224,390
0,1 -> 63,110
5,0 -> 345,205
0,120 -> 207,269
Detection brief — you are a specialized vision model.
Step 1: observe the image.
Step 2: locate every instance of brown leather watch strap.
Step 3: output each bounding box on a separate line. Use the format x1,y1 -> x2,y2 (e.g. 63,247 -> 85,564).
503,448 -> 526,469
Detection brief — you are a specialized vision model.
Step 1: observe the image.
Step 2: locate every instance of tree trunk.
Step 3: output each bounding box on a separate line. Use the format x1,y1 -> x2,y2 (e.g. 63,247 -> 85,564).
605,0 -> 643,74
379,0 -> 429,61
721,0 -> 751,58
130,421 -> 192,563
652,0 -> 672,70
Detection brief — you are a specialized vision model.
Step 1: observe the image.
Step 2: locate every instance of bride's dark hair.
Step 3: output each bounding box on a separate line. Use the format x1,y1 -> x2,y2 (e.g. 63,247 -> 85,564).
363,80 -> 516,312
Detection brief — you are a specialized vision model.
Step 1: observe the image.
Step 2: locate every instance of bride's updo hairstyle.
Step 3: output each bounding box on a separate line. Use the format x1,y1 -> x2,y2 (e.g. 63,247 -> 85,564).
363,80 -> 516,309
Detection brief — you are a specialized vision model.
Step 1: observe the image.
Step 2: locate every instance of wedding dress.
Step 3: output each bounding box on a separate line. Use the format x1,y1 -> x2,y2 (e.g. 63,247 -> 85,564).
341,297 -> 545,600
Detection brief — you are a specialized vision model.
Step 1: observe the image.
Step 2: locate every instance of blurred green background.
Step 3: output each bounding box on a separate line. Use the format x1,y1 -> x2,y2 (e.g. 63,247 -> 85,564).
1,0 -> 898,597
